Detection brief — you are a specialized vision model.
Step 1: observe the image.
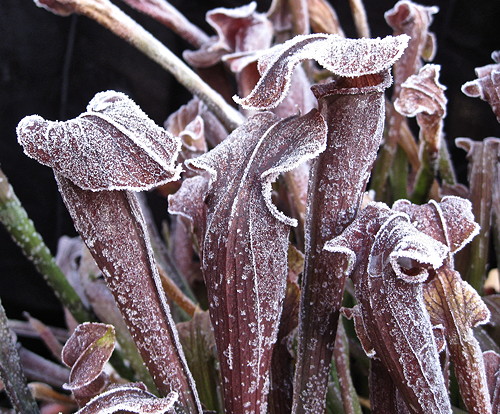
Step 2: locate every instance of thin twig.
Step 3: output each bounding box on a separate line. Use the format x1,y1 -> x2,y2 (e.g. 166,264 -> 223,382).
157,264 -> 198,317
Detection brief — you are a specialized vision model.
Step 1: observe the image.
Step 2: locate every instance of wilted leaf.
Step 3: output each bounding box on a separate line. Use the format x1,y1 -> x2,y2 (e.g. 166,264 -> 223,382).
61,323 -> 114,406
175,110 -> 327,413
327,203 -> 451,414
424,267 -> 492,414
462,51 -> 500,122
373,1 -> 439,199
395,64 -> 447,202
385,1 -> 439,89
183,2 -> 273,69
234,33 -> 409,110
17,91 -> 181,192
76,385 -> 178,414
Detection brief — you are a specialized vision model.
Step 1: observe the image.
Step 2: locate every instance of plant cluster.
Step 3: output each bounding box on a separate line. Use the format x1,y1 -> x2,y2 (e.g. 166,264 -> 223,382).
0,0 -> 499,413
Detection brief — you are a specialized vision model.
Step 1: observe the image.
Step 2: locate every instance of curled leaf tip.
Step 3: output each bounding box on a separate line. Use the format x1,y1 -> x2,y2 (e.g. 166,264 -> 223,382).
461,50 -> 500,121
17,90 -> 182,192
394,64 -> 447,118
234,33 -> 409,110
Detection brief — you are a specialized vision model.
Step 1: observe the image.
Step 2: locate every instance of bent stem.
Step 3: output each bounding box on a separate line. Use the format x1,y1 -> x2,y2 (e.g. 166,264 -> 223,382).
41,0 -> 244,131
0,168 -> 92,324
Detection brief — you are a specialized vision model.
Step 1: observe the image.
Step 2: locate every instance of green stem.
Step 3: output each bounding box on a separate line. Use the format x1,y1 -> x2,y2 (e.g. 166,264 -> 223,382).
438,139 -> 457,186
410,146 -> 435,204
0,297 -> 40,414
0,169 -> 92,323
389,144 -> 409,202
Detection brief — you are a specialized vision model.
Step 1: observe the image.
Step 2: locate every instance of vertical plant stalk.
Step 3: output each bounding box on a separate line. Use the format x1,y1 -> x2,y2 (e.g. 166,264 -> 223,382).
455,137 -> 500,292
333,321 -> 362,414
293,71 -> 393,413
0,297 -> 40,414
371,1 -> 438,199
55,176 -> 201,411
348,0 -> 370,38
16,91 -> 203,412
0,168 -> 92,323
35,0 -> 244,131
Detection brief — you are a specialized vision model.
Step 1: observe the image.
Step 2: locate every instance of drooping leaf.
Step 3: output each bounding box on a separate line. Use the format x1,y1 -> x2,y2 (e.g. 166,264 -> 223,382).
173,110 -> 327,414
461,51 -> 500,122
327,203 -> 451,414
75,385 -> 178,414
17,91 -> 202,412
234,33 -> 409,110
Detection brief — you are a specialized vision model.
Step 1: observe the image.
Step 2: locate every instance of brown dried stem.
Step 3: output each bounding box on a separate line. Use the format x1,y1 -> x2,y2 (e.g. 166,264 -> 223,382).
157,264 -> 198,318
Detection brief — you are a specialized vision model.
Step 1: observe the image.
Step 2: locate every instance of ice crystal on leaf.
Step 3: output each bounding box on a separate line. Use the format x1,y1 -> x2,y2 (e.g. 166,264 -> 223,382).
170,110 -> 327,413
16,91 -> 202,412
17,91 -> 182,192
461,51 -> 500,122
394,197 -> 493,413
326,203 -> 452,414
234,34 -> 409,110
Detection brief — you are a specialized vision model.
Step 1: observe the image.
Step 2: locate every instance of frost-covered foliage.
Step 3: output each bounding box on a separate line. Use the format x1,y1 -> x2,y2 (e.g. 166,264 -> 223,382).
1,0 -> 499,413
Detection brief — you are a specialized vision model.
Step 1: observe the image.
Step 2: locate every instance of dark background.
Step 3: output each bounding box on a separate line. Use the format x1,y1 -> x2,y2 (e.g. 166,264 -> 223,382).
1,0 -> 499,328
